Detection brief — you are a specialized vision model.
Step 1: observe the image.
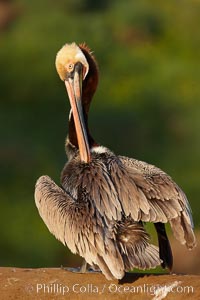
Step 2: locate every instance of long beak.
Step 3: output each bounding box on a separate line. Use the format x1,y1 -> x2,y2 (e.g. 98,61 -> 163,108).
65,65 -> 91,163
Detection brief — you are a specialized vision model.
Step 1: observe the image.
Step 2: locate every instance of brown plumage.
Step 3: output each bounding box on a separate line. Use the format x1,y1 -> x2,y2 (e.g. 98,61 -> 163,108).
35,42 -> 196,280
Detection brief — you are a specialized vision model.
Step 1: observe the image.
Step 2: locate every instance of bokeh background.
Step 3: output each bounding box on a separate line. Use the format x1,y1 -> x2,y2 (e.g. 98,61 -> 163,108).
0,0 -> 200,274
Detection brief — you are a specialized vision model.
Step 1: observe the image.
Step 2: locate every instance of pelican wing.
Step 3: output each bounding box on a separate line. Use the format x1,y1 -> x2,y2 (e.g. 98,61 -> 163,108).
35,175 -> 78,251
112,156 -> 196,249
35,175 -> 124,280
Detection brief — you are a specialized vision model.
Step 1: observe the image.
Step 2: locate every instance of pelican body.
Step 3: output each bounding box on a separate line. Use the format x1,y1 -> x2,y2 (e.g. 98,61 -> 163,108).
35,42 -> 196,280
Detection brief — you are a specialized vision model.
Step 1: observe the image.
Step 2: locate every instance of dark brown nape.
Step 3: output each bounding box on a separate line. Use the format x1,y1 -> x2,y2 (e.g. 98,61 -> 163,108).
68,44 -> 99,150
79,43 -> 99,114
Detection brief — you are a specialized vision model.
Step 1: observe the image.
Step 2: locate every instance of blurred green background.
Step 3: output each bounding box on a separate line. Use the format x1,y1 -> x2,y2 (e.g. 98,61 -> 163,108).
0,0 -> 200,272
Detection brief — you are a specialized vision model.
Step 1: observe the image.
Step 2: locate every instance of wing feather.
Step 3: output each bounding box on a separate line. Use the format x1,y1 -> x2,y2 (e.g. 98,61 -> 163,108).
117,156 -> 196,249
35,174 -> 125,280
35,175 -> 79,252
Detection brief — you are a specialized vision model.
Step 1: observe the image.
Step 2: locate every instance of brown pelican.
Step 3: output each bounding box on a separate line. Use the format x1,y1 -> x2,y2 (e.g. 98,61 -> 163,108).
35,42 -> 196,280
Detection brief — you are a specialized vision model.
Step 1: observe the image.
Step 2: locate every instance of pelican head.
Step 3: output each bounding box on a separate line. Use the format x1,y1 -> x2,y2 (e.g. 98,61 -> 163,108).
56,42 -> 89,81
55,43 -> 91,163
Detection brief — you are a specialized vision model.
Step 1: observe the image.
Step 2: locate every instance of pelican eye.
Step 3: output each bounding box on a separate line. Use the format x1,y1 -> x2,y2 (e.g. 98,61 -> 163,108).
66,63 -> 74,73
